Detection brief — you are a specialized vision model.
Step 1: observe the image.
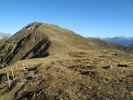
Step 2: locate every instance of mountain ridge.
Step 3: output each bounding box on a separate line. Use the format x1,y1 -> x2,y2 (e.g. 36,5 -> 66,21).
0,22 -> 133,100
104,37 -> 133,46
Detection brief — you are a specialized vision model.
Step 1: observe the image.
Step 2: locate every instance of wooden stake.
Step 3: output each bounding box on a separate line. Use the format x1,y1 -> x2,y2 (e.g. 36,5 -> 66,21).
7,72 -> 11,88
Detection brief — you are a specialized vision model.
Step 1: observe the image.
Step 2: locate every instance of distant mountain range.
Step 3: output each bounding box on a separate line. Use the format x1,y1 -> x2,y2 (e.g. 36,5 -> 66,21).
0,32 -> 11,39
104,37 -> 133,46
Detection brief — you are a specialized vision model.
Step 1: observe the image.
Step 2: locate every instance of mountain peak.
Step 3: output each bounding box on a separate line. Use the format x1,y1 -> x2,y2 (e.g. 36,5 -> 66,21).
0,22 -> 90,64
23,22 -> 43,31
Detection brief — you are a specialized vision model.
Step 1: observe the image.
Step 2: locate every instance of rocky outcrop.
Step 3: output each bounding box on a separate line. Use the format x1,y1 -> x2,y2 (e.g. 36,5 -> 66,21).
0,23 -> 50,65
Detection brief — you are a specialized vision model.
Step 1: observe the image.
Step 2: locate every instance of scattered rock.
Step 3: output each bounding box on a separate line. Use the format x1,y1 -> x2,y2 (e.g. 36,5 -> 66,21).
0,74 -> 8,81
25,64 -> 41,71
80,69 -> 96,77
117,63 -> 128,67
102,65 -> 111,69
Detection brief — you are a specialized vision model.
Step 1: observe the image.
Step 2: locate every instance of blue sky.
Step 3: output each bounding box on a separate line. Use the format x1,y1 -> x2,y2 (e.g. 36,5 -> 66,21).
0,0 -> 133,37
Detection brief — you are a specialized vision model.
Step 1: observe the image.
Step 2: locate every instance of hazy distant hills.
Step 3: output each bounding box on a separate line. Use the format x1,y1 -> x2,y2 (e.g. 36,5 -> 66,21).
0,32 -> 11,39
104,37 -> 133,46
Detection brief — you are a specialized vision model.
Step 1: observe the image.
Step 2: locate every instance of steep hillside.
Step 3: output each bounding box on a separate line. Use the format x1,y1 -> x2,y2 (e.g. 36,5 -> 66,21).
0,22 -> 128,65
0,22 -> 133,100
0,22 -> 94,65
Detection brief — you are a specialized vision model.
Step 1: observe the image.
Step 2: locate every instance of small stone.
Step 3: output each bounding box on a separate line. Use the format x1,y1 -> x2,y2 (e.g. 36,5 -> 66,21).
117,63 -> 128,67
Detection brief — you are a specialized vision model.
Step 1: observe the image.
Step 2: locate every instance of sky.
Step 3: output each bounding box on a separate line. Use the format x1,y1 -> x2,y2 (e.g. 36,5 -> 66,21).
0,0 -> 133,37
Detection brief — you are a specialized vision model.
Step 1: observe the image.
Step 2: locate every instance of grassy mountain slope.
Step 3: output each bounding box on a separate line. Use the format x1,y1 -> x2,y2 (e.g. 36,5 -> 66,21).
0,22 -> 133,100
